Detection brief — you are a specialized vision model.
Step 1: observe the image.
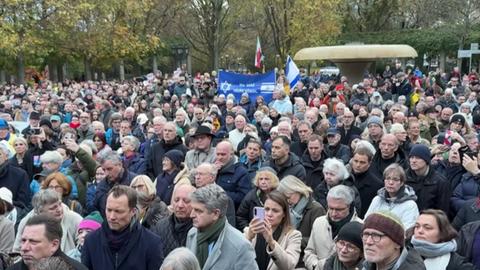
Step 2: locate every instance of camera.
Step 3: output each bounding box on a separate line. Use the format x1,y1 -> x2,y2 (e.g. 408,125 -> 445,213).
28,128 -> 41,136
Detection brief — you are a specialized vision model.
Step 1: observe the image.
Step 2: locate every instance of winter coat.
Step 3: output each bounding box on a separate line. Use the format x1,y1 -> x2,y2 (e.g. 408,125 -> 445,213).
216,161 -> 252,208
369,149 -> 408,180
451,172 -> 480,214
123,153 -> 147,175
77,127 -> 95,143
8,249 -> 88,270
406,167 -> 451,215
301,153 -> 325,190
9,151 -> 34,181
265,153 -> 306,181
148,137 -> 188,177
324,144 -> 351,164
185,146 -> 216,171
339,125 -> 363,146
82,221 -> 164,270
94,168 -> 137,218
433,161 -> 466,190
297,197 -> 326,268
291,141 -> 308,158
186,222 -> 259,270
151,214 -> 193,257
65,148 -> 98,206
0,163 -> 31,221
303,212 -> 362,270
141,197 -> 170,229
361,247 -> 425,270
456,220 -> 480,263
0,216 -> 14,253
13,204 -> 82,253
236,188 -> 265,231
155,166 -> 191,204
245,228 -> 302,270
444,252 -> 477,270
452,198 -> 480,230
239,153 -> 266,181
347,170 -> 384,218
313,180 -> 362,216
324,254 -> 363,270
365,185 -> 419,229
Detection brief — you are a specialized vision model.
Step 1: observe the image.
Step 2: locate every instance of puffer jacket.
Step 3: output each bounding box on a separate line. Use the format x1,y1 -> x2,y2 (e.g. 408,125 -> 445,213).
236,188 -> 265,231
365,185 -> 419,229
451,172 -> 480,214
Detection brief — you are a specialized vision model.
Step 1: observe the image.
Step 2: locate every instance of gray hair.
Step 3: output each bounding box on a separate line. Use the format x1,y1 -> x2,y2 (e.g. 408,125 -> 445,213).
160,247 -> 201,270
196,163 -> 218,178
98,150 -> 122,165
277,175 -> 312,198
79,140 -> 96,155
40,150 -> 63,165
327,185 -> 354,205
323,158 -> 349,180
121,135 -> 140,151
0,141 -> 13,159
32,189 -> 61,214
261,117 -> 273,126
189,184 -> 229,217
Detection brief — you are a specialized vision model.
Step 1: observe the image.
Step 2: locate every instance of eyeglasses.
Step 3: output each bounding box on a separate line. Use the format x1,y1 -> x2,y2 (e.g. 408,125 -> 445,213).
361,232 -> 385,243
48,185 -> 64,191
336,240 -> 358,252
385,176 -> 401,182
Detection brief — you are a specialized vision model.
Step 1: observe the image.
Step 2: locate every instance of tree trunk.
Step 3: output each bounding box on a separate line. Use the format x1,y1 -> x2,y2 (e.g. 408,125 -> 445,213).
119,59 -> 125,81
51,63 -> 59,82
84,57 -> 92,81
0,70 -> 5,84
439,52 -> 446,73
17,52 -> 25,84
152,56 -> 158,73
62,63 -> 68,81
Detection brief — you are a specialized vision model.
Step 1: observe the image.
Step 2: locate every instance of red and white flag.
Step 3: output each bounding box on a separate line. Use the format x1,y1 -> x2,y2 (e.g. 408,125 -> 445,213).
255,36 -> 263,69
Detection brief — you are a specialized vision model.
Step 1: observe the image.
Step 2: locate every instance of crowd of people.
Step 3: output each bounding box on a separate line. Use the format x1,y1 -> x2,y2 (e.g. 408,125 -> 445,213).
0,63 -> 480,270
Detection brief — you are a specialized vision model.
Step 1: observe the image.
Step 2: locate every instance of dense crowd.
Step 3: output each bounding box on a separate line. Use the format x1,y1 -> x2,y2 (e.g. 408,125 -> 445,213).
0,63 -> 480,270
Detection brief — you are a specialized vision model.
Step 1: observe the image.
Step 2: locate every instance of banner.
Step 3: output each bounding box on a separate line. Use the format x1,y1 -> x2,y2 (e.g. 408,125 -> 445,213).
218,70 -> 276,103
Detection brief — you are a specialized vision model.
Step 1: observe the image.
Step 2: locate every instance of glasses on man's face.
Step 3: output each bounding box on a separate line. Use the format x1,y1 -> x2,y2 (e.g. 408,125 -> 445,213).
361,231 -> 385,243
336,240 -> 358,252
384,176 -> 401,182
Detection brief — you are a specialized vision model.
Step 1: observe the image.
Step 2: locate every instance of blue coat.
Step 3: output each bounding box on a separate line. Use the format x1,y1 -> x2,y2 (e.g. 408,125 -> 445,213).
451,173 -> 480,213
82,221 -> 164,270
216,161 -> 252,208
123,154 -> 147,175
94,169 -> 137,218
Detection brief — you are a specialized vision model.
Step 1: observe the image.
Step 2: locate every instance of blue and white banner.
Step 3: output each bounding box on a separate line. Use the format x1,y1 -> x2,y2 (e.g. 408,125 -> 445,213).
286,55 -> 300,90
218,70 -> 276,103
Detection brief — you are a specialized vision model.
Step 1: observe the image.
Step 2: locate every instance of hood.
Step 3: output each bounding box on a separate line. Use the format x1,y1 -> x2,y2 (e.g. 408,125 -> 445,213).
377,184 -> 417,203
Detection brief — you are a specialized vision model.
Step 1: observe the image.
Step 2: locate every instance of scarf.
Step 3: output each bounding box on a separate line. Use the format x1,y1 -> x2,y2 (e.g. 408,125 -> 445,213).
196,216 -> 226,268
328,206 -> 354,238
103,218 -> 137,252
411,236 -> 457,258
255,227 -> 282,270
290,196 -> 309,229
332,254 -> 362,270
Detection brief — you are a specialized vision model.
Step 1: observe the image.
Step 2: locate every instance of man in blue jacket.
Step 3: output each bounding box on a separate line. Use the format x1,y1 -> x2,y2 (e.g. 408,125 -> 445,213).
82,185 -> 164,270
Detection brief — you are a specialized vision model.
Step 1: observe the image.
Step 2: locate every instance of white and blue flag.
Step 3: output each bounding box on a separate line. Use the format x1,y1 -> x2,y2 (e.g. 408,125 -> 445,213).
286,55 -> 300,90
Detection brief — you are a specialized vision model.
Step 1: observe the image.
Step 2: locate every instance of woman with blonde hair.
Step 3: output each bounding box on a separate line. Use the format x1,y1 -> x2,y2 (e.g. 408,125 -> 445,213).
130,175 -> 169,229
236,167 -> 279,230
277,175 -> 326,268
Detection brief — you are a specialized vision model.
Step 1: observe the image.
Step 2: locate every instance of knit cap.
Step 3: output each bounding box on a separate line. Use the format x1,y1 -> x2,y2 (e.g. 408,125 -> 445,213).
409,144 -> 431,164
78,211 -> 103,231
337,221 -> 363,250
164,149 -> 185,168
363,211 -> 405,247
367,116 -> 382,127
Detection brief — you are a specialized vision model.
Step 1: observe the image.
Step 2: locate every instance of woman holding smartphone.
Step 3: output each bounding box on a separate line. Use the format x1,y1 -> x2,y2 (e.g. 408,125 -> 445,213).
245,191 -> 302,270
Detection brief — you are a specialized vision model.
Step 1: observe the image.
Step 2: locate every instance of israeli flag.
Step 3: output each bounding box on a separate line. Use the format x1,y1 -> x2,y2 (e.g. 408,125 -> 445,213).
286,55 -> 300,90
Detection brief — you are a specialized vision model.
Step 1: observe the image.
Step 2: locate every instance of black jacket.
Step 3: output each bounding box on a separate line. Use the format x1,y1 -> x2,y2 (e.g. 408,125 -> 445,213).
452,199 -> 480,230
457,221 -> 480,263
0,163 -> 31,221
347,170 -> 383,218
300,152 -> 326,190
406,167 -> 451,215
148,137 -> 188,177
7,249 -> 87,270
339,125 -> 362,146
151,214 -> 193,257
324,143 -> 351,164
291,141 -> 307,158
433,160 -> 466,190
313,179 -> 362,215
94,168 -> 137,218
8,151 -> 34,181
236,188 -> 264,231
266,153 -> 306,180
82,221 -> 164,270
369,149 -> 408,180
445,252 -> 476,270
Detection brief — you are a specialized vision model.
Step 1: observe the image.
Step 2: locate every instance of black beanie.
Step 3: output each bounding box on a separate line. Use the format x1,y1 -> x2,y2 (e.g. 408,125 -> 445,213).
336,221 -> 363,250
164,149 -> 185,168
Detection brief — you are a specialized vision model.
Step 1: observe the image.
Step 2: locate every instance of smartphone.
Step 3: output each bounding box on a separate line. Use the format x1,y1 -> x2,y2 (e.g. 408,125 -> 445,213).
254,207 -> 265,221
31,128 -> 41,135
